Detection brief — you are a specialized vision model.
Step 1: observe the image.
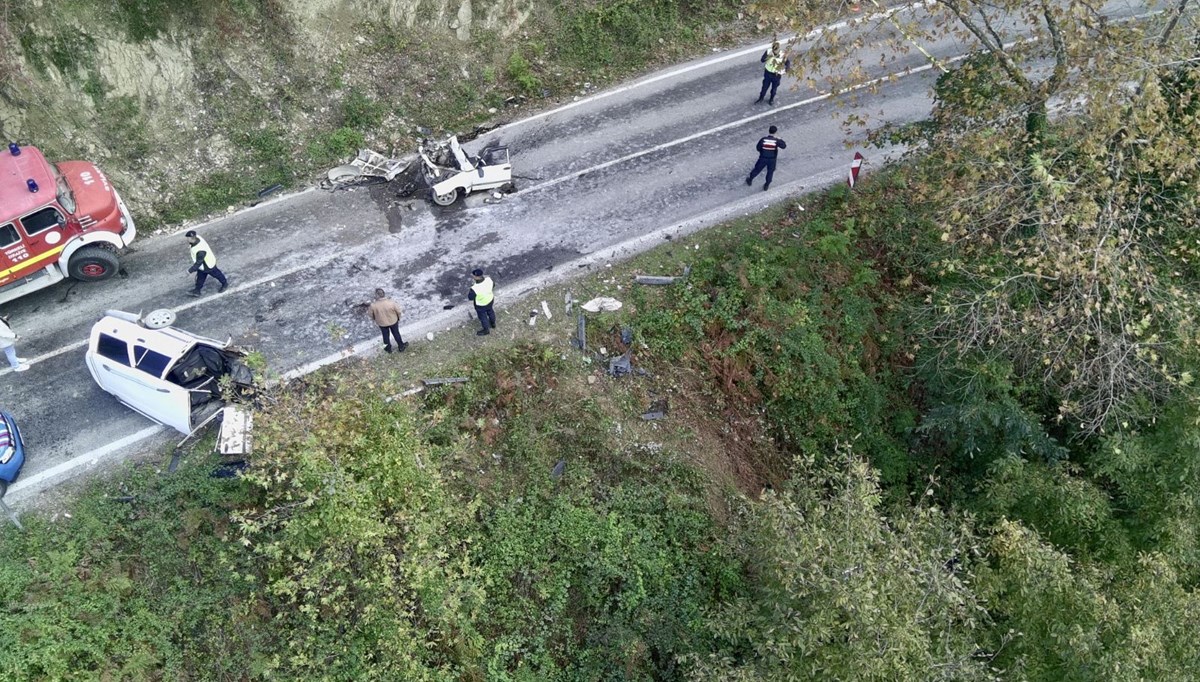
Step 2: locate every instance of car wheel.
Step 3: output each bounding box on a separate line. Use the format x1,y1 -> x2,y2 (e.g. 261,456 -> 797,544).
431,188 -> 460,206
67,246 -> 121,282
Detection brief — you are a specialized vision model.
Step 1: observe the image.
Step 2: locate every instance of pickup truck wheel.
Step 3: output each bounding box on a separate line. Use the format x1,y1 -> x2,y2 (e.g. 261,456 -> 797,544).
431,188 -> 460,206
67,246 -> 121,282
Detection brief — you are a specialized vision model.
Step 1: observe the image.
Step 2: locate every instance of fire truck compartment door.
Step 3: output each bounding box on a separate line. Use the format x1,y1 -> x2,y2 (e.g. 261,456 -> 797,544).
0,222 -> 33,287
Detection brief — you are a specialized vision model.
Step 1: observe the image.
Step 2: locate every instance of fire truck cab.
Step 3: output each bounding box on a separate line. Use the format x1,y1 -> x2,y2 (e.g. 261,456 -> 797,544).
0,142 -> 137,305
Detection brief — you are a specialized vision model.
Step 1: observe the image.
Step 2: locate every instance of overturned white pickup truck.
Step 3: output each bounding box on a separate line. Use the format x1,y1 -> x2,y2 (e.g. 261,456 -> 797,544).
84,310 -> 254,435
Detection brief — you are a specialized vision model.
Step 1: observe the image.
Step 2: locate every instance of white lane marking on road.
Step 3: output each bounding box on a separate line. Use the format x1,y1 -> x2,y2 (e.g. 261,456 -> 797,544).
521,62 -> 941,196
483,1 -> 936,137
19,257 -> 345,367
7,424 -> 164,497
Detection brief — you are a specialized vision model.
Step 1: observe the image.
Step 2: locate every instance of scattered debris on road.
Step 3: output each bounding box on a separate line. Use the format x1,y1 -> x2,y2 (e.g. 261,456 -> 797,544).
324,148 -> 418,190
541,301 -> 553,319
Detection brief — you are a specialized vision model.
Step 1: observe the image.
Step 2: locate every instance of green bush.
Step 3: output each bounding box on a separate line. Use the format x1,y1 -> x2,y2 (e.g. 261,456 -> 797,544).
506,51 -> 541,94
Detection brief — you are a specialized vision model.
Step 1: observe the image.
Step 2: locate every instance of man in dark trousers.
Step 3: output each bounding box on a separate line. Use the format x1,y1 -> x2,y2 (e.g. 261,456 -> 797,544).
367,288 -> 407,353
746,126 -> 787,191
755,41 -> 791,105
468,268 -> 496,336
184,230 -> 228,297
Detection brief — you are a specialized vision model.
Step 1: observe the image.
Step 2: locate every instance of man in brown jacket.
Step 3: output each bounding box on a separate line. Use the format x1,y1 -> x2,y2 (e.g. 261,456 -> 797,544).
368,288 -> 407,353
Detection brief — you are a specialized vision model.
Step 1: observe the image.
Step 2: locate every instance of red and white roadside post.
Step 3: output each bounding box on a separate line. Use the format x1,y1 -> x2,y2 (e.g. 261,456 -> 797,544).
847,152 -> 863,189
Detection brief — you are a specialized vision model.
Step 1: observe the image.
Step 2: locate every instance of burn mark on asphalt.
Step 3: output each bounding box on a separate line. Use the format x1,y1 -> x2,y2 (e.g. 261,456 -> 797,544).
430,243 -> 582,301
464,231 -> 501,251
394,247 -> 450,296
367,174 -> 424,234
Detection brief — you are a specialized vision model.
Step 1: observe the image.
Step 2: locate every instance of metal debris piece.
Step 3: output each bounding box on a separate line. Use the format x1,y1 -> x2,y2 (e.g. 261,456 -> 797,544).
565,292 -> 576,314
581,297 -> 623,313
551,459 -> 566,480
210,460 -> 248,479
574,314 -> 586,350
422,377 -> 470,386
620,327 -> 633,346
217,406 -> 253,456
641,398 -> 669,420
634,266 -> 692,286
384,385 -> 426,402
325,149 -> 417,188
541,301 -> 553,319
608,351 -> 632,378
528,311 -> 538,326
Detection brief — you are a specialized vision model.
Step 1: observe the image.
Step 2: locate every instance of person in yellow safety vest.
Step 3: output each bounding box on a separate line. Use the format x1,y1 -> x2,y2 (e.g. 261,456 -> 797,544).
185,230 -> 229,298
755,40 -> 792,106
468,268 -> 496,336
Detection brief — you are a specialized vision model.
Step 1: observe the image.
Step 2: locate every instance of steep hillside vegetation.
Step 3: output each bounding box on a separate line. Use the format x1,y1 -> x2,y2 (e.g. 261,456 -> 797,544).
4,156 -> 1200,679
0,0 -> 741,228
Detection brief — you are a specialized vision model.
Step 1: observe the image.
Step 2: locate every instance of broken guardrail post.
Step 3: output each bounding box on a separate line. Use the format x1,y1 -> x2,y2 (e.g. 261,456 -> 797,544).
633,265 -> 692,286
0,498 -> 22,530
422,377 -> 470,386
573,314 -> 586,351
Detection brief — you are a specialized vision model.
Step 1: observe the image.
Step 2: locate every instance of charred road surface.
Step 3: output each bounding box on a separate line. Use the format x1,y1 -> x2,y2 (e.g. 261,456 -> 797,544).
0,1 -> 1150,503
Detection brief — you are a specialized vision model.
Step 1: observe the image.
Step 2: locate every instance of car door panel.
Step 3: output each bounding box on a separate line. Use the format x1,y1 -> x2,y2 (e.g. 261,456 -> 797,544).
97,361 -> 193,434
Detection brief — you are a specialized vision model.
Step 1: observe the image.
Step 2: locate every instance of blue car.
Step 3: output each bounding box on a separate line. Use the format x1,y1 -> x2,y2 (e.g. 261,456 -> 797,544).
0,410 -> 25,498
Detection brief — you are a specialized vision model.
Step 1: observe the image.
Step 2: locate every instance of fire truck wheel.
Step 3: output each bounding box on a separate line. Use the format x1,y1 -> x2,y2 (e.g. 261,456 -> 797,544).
67,246 -> 121,282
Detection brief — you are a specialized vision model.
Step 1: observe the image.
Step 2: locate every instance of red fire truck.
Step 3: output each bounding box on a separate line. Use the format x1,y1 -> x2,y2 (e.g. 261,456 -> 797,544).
0,142 -> 137,305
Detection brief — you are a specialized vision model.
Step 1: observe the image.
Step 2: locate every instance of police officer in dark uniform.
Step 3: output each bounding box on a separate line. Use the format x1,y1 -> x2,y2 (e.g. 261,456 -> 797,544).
746,126 -> 787,191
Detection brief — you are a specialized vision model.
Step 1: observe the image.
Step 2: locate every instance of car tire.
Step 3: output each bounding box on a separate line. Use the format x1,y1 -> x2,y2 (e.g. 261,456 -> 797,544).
431,188 -> 460,206
67,246 -> 121,282
0,480 -> 7,499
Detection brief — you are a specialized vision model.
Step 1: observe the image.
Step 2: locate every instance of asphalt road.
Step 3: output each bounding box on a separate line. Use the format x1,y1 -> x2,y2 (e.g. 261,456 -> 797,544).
0,1 -> 1151,503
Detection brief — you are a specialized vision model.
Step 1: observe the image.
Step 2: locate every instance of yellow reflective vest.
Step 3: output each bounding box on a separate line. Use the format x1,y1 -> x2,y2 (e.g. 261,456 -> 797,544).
190,237 -> 217,270
471,277 -> 494,306
766,55 -> 785,74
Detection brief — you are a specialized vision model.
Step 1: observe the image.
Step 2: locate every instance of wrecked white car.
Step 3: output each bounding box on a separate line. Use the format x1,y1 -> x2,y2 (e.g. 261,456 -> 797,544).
420,135 -> 513,206
85,311 -> 254,435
